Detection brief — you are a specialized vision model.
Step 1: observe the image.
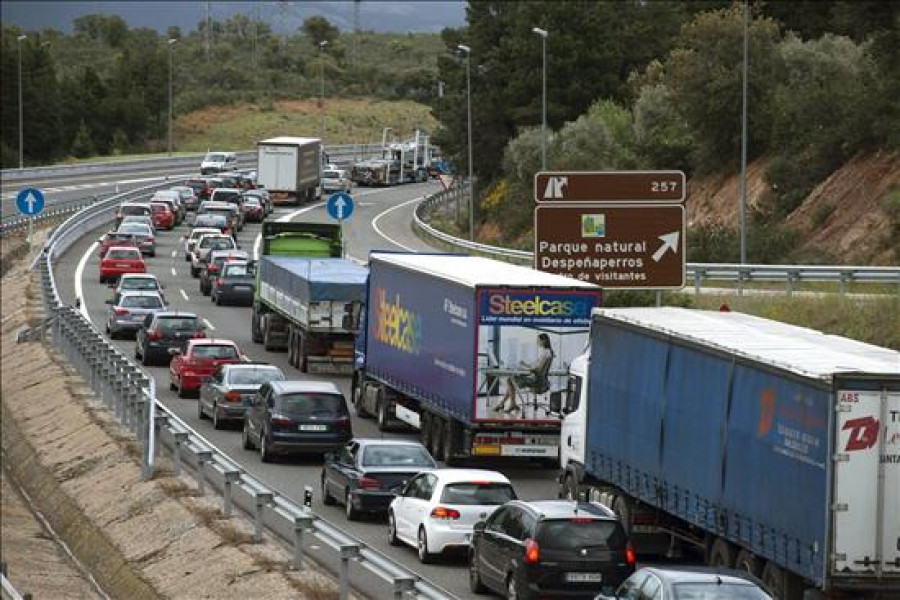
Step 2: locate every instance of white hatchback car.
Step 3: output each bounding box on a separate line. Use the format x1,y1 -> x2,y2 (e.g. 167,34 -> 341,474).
183,227 -> 221,261
322,169 -> 352,193
388,469 -> 516,564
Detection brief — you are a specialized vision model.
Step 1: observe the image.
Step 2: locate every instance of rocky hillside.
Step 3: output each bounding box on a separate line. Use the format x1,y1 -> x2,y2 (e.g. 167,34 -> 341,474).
686,152 -> 900,265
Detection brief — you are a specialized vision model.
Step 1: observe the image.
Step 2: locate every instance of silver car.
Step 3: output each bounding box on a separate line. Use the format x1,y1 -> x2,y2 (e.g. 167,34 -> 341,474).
106,291 -> 167,339
322,169 -> 352,193
198,363 -> 286,429
116,222 -> 156,257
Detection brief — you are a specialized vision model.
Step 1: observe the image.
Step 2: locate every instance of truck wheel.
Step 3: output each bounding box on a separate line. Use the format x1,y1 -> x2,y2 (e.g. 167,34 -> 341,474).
251,308 -> 263,343
297,332 -> 308,373
709,537 -> 736,568
376,389 -> 391,432
735,549 -> 761,578
612,496 -> 632,537
761,561 -> 786,599
353,382 -> 371,418
287,328 -> 297,366
262,317 -> 276,351
420,413 -> 432,449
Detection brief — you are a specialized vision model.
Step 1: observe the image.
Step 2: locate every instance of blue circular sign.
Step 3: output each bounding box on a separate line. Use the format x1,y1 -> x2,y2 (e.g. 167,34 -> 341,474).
16,187 -> 45,216
326,192 -> 354,221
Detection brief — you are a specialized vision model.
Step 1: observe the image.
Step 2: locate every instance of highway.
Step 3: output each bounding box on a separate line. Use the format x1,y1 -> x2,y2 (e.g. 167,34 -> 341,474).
54,178 -> 562,599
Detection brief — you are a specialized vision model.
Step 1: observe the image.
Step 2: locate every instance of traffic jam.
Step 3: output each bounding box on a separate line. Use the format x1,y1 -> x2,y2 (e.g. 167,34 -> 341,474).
87,161 -> 779,600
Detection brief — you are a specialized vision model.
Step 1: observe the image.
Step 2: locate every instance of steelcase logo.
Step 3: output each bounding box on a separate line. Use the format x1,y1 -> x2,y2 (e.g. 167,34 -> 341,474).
373,287 -> 421,354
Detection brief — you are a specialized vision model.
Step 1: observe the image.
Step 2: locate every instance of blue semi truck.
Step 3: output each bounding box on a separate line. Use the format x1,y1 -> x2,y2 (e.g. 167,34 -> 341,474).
352,252 -> 603,463
559,307 -> 900,599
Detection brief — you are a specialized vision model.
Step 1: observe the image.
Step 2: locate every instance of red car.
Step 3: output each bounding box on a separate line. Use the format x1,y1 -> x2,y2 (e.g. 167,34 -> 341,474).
97,231 -> 139,259
99,246 -> 146,283
150,202 -> 175,230
241,196 -> 264,222
169,339 -> 245,398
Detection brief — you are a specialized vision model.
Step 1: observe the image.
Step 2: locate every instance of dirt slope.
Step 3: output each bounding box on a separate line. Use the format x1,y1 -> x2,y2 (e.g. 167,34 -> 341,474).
686,151 -> 900,265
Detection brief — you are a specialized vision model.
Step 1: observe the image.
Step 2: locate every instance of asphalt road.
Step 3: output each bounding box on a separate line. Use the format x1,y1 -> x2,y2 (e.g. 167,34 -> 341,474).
55,180 -> 562,600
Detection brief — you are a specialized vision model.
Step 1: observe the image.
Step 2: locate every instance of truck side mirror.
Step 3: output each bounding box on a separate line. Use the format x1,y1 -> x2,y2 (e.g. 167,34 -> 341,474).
548,391 -> 563,415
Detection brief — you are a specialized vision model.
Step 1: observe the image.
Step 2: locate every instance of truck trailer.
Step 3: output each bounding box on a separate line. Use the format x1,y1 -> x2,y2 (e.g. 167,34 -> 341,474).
250,221 -> 343,357
256,137 -> 322,205
558,307 -> 900,599
353,252 -> 603,463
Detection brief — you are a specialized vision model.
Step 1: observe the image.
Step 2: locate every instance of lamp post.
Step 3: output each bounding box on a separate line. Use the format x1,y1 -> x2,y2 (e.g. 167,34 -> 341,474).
532,27 -> 548,170
167,38 -> 177,156
739,1 -> 749,265
319,40 -> 328,139
17,34 -> 26,169
457,44 -> 473,241
381,126 -> 393,158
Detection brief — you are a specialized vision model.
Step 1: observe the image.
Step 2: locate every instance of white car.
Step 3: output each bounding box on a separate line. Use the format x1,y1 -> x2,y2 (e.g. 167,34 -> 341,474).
184,227 -> 221,261
200,151 -> 237,174
113,273 -> 166,304
387,469 -> 516,564
322,169 -> 352,193
190,234 -> 237,277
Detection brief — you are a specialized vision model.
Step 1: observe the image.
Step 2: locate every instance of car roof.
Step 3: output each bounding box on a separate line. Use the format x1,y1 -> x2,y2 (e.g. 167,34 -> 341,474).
510,500 -> 616,520
429,469 -> 511,484
269,380 -> 342,395
352,438 -> 427,448
154,311 -> 199,318
639,566 -> 771,587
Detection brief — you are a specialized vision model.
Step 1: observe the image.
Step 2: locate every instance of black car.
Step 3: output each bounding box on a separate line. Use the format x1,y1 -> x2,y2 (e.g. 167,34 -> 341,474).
469,500 -> 635,600
198,363 -> 285,429
242,380 -> 353,462
596,566 -> 773,600
321,439 -> 437,520
135,312 -> 205,366
199,250 -> 249,296
211,259 -> 256,306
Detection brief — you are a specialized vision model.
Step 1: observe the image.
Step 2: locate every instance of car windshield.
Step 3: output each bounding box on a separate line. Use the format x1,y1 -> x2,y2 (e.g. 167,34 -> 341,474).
214,191 -> 241,202
150,204 -> 169,212
673,583 -> 772,600
106,249 -> 140,259
199,236 -> 229,248
227,367 -> 284,385
119,224 -> 150,235
324,170 -> 340,179
121,278 -> 159,291
106,233 -> 135,243
121,295 -> 163,309
121,205 -> 149,216
278,393 -> 346,417
205,153 -> 225,162
361,445 -> 435,468
192,344 -> 238,359
536,519 -> 626,550
223,264 -> 249,277
439,482 -> 516,506
244,198 -> 260,206
157,317 -> 200,332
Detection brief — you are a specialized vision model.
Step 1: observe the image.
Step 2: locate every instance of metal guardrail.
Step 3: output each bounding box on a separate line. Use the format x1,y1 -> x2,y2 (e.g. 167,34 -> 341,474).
0,195 -> 114,236
29,183 -> 453,599
414,186 -> 900,296
1,562 -> 31,600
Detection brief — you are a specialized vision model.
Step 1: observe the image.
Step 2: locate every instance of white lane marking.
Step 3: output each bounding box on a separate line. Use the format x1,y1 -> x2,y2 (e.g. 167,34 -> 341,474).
203,319 -> 216,330
75,242 -> 98,321
180,289 -> 189,301
171,267 -> 177,276
370,196 -> 424,252
171,249 -> 177,257
253,202 -> 324,260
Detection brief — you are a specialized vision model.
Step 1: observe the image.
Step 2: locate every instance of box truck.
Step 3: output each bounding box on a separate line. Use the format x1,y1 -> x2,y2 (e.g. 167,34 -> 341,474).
559,307 -> 900,599
256,137 -> 322,205
352,252 -> 603,464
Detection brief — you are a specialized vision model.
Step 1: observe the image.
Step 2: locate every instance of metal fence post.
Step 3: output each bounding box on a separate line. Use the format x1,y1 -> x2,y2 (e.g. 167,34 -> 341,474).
393,576 -> 416,600
339,544 -> 360,600
195,451 -> 212,495
292,513 -> 314,570
172,432 -> 188,476
223,471 -> 241,517
253,492 -> 273,543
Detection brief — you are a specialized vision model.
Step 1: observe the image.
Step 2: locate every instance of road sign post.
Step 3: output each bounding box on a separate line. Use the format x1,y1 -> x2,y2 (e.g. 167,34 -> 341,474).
534,171 -> 686,290
326,192 -> 354,258
16,187 -> 45,244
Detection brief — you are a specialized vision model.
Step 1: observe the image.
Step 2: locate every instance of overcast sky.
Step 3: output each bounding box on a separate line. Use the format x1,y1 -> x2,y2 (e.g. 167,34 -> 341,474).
1,1 -> 467,35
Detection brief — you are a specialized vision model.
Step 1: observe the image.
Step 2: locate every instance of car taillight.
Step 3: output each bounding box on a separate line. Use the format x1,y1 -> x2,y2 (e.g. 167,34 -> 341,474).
625,541 -> 636,566
114,308 -> 129,315
335,416 -> 352,430
216,278 -> 224,286
224,391 -> 242,403
147,329 -> 162,340
193,330 -> 206,338
524,539 -> 540,564
270,414 -> 293,427
358,476 -> 381,490
430,506 -> 460,520
209,265 -> 219,273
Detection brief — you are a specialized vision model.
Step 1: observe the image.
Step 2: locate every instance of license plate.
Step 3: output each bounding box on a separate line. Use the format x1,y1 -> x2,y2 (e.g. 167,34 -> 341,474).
234,285 -> 251,290
298,424 -> 327,432
565,573 -> 603,583
117,263 -> 130,268
463,533 -> 471,542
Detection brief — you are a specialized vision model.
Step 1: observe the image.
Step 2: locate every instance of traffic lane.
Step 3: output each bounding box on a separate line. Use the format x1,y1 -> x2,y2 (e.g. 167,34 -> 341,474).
1,171 -> 194,217
68,194 -> 561,599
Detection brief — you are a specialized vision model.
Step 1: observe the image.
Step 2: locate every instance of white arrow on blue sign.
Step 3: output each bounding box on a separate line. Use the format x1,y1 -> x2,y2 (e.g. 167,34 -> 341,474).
326,192 -> 354,221
16,187 -> 45,216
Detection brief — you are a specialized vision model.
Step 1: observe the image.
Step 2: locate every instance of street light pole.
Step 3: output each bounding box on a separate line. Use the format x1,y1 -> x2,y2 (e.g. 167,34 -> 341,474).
739,1 -> 749,265
320,40 -> 328,140
17,34 -> 26,169
167,38 -> 177,156
458,44 -> 473,241
532,27 -> 548,170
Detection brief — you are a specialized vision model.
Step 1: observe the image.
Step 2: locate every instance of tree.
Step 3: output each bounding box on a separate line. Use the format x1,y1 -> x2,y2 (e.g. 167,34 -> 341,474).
301,16 -> 339,47
70,120 -> 95,157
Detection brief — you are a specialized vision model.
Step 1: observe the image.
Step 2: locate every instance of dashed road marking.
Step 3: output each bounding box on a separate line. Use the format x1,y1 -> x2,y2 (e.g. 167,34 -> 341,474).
203,319 -> 215,330
180,289 -> 189,301
171,268 -> 177,276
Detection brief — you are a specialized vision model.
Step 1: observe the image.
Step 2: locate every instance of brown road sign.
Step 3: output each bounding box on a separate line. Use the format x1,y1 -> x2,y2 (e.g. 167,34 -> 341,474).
535,170 -> 685,203
534,204 -> 685,289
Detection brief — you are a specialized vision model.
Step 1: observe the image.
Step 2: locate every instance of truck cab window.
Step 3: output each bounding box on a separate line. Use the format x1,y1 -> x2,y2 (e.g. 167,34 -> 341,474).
564,375 -> 582,413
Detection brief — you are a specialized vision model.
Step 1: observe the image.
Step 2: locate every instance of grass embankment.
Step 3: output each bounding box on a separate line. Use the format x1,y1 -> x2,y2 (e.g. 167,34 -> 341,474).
173,98 -> 437,151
